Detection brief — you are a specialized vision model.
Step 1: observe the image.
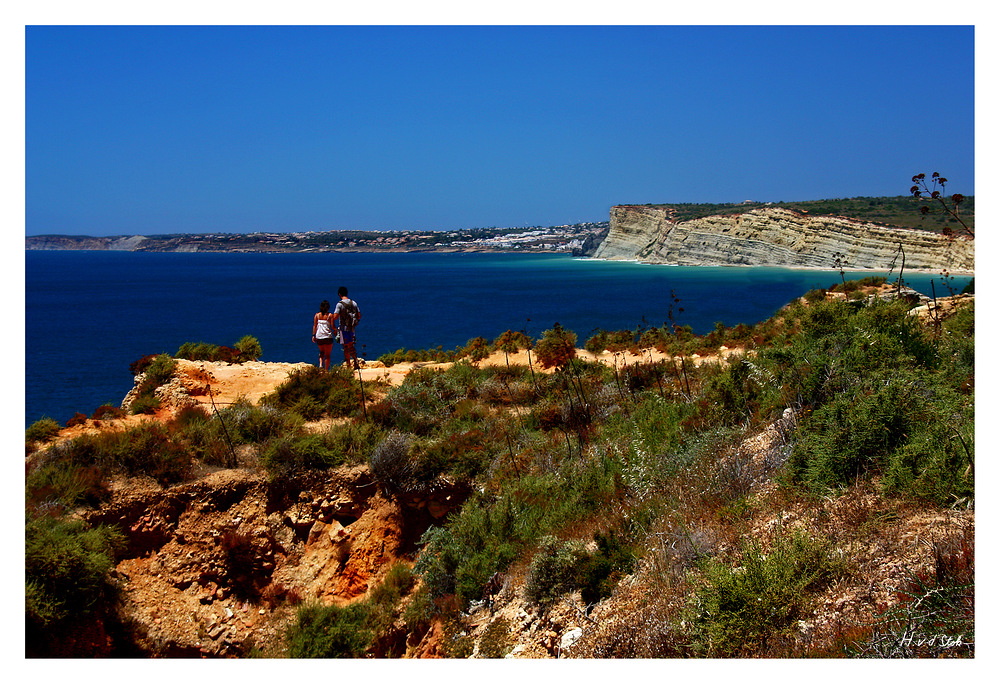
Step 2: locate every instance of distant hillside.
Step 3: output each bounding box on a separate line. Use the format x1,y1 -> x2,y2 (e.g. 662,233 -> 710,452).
640,195 -> 974,234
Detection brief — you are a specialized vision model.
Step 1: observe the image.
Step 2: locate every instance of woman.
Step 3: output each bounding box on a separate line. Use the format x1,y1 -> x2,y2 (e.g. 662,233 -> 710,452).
312,300 -> 335,370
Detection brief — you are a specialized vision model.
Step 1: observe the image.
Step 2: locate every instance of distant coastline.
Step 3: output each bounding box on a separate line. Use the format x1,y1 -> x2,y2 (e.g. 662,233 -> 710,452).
24,222 -> 610,256
26,195 -> 977,277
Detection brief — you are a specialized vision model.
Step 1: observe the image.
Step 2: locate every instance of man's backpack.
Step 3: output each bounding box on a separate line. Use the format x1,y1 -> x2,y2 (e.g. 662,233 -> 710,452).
341,299 -> 360,330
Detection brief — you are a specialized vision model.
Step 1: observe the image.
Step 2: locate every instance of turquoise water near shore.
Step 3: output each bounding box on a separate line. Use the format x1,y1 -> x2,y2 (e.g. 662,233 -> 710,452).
24,250 -> 969,426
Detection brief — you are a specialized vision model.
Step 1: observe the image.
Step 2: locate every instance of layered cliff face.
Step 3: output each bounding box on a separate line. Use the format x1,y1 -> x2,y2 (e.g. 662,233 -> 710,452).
594,206 -> 974,273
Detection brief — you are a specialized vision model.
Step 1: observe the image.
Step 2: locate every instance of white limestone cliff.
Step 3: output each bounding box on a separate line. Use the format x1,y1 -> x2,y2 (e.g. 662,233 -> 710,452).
594,206 -> 974,273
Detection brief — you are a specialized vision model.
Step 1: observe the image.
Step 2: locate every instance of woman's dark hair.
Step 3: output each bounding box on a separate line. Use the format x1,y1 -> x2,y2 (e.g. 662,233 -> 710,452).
320,300 -> 330,314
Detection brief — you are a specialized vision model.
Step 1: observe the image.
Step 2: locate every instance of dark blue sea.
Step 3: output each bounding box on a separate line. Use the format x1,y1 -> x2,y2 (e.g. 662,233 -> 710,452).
24,251 -> 970,427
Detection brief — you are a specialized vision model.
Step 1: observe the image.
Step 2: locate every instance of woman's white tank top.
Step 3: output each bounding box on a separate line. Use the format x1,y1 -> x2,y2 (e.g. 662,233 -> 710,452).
316,316 -> 333,340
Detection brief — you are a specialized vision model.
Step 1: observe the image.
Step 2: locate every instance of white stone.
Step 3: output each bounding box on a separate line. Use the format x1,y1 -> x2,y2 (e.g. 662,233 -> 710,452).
560,627 -> 583,650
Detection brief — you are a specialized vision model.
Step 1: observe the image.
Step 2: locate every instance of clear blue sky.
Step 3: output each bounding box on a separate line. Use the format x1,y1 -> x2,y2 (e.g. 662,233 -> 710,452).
25,24 -> 975,236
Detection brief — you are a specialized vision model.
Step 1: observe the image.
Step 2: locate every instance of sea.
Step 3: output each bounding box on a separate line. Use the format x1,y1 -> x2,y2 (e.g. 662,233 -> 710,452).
24,250 -> 971,427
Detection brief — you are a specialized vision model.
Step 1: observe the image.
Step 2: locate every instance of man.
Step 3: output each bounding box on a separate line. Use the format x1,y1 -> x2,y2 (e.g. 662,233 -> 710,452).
333,285 -> 362,369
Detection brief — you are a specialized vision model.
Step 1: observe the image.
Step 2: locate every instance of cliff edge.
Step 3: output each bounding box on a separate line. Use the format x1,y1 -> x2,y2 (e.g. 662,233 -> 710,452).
594,206 -> 974,273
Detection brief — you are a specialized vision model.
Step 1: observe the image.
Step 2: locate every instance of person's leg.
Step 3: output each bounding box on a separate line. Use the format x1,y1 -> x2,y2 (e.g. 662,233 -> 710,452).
342,330 -> 355,366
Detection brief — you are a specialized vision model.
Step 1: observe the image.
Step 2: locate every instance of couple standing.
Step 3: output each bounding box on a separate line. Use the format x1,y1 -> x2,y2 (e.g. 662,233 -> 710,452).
312,286 -> 361,370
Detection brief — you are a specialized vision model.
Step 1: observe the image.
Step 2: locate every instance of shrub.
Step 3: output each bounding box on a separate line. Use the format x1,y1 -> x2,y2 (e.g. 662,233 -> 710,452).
493,329 -> 532,359
285,601 -> 374,658
943,300 -> 974,338
219,530 -> 266,599
688,531 -> 843,656
129,394 -> 161,415
128,353 -> 177,415
176,412 -> 237,467
214,400 -> 302,445
26,462 -> 110,512
175,335 -> 261,363
525,536 -> 588,606
104,422 -> 193,484
534,323 -> 577,369
260,433 -> 347,477
402,584 -> 434,631
289,395 -> 326,421
171,404 -> 211,429
477,617 -> 514,658
26,417 -> 61,446
371,379 -> 447,435
409,428 -> 494,484
264,366 -> 360,419
414,452 -> 626,609
25,515 -> 124,637
66,412 -> 88,428
129,353 -> 160,376
414,508 -> 519,607
787,366 -> 971,502
139,353 -> 176,389
584,331 -> 608,355
176,341 -> 221,361
368,431 -> 413,494
367,562 -> 415,635
325,421 -> 384,466
698,358 -> 776,427
235,335 -> 262,361
524,528 -> 636,608
36,423 -> 191,486
464,336 -> 491,362
576,529 -> 637,606
92,404 -> 125,421
881,403 -> 974,504
803,288 -> 827,303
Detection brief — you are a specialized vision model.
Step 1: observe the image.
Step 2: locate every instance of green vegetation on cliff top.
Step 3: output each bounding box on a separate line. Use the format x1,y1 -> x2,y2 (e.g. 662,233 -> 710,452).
637,195 -> 975,233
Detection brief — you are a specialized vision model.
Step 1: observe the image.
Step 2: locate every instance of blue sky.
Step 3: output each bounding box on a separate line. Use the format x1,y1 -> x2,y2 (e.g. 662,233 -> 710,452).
25,24 -> 975,236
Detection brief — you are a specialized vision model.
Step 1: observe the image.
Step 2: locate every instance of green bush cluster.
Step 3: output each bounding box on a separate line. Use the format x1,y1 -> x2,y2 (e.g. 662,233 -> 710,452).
643,195 -> 975,233
25,417 -> 61,447
25,515 -> 124,652
493,329 -> 532,360
533,323 -> 577,369
525,529 -> 636,607
284,562 -> 415,657
829,276 -> 887,293
584,315 -> 774,360
584,329 -> 635,354
377,329 -> 534,368
285,602 -> 374,658
175,334 -> 262,363
30,422 -> 192,496
773,299 -> 973,501
414,449 -> 627,607
262,365 -> 361,420
687,531 -> 844,656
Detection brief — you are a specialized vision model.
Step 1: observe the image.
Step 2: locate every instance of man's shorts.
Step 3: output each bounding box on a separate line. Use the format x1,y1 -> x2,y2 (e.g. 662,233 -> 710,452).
340,330 -> 355,345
